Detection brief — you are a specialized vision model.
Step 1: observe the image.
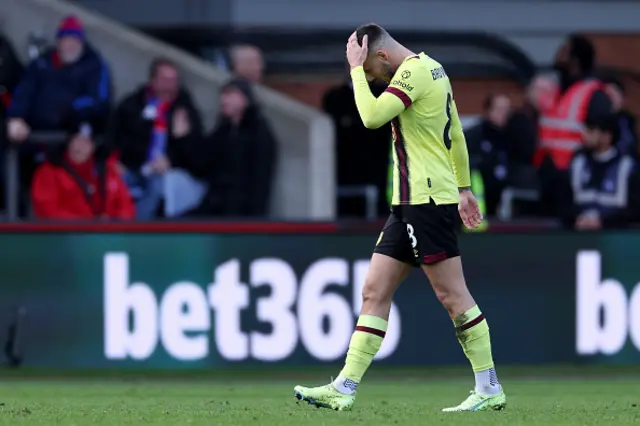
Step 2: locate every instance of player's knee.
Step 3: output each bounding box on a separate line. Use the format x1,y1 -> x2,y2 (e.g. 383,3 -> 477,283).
434,287 -> 465,315
361,278 -> 393,308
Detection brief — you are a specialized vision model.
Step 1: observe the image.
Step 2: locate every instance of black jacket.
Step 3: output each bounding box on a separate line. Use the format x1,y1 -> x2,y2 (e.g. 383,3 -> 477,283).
193,83 -> 277,217
110,86 -> 203,173
322,81 -> 391,215
466,120 -> 508,174
0,34 -> 23,109
562,148 -> 640,228
504,103 -> 538,165
7,45 -> 111,132
614,110 -> 638,158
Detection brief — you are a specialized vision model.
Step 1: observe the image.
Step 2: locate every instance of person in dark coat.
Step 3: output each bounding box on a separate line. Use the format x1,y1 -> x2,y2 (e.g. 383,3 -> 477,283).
465,94 -> 512,216
562,114 -> 640,230
0,33 -> 23,114
504,74 -> 557,167
7,15 -> 111,136
603,75 -> 638,158
5,15 -> 112,217
0,33 -> 23,210
191,78 -> 277,217
323,77 -> 391,217
110,57 -> 203,219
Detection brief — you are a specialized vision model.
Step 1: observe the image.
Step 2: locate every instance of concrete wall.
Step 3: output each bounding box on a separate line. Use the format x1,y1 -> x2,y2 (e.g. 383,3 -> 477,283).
1,0 -> 335,220
71,0 -> 640,65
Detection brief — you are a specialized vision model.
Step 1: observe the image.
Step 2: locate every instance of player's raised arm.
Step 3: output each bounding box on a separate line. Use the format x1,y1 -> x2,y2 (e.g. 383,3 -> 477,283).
350,67 -> 405,129
346,30 -> 425,129
448,97 -> 472,189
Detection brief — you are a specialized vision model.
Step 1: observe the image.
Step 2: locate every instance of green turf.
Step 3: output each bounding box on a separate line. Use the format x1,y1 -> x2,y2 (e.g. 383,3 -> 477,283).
0,368 -> 638,425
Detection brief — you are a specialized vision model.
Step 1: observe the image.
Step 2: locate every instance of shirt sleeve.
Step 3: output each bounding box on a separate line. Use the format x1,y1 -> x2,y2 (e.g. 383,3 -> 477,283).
449,97 -> 471,188
350,59 -> 427,129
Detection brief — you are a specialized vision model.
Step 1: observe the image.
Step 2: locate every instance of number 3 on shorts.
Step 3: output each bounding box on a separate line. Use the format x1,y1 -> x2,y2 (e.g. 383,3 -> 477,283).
406,224 -> 417,248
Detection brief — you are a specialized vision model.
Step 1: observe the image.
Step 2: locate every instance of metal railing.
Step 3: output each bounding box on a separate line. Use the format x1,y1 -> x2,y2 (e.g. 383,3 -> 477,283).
4,131 -> 66,221
337,185 -> 379,221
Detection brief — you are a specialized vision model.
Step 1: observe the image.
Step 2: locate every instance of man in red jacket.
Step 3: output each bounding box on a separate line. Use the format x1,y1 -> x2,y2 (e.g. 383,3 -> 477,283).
31,123 -> 135,219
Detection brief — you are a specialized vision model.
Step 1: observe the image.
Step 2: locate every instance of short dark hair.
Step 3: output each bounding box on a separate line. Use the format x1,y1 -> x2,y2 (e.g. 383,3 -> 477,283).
586,113 -> 617,135
149,57 -> 178,79
355,23 -> 389,50
568,34 -> 596,73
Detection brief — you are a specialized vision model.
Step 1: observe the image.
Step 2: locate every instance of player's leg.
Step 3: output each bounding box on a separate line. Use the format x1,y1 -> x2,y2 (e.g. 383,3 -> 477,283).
333,252 -> 411,393
422,257 -> 505,411
293,213 -> 413,411
405,203 -> 505,411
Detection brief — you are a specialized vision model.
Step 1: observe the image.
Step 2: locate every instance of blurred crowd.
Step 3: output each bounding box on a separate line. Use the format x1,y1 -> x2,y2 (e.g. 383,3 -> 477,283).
0,16 -> 277,220
325,34 -> 640,230
1,17 -> 638,229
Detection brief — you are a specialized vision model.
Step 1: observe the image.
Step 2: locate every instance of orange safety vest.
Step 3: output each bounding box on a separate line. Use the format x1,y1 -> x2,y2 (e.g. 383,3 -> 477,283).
535,79 -> 603,170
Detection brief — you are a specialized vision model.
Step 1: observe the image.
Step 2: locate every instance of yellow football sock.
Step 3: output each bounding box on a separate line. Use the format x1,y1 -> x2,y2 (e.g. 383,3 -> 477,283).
338,315 -> 387,383
453,305 -> 495,372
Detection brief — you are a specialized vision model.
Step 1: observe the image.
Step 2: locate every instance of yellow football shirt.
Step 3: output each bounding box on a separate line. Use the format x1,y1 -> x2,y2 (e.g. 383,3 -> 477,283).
350,53 -> 470,206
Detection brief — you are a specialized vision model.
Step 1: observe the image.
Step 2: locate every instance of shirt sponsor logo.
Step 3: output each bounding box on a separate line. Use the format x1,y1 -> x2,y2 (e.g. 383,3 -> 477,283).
391,80 -> 414,92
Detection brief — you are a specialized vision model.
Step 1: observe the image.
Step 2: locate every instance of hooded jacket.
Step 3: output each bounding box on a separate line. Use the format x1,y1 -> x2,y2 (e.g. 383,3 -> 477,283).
193,79 -> 277,216
31,145 -> 134,220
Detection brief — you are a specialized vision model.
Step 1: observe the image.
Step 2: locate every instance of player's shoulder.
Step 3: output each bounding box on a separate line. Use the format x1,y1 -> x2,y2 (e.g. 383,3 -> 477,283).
400,54 -> 429,71
400,54 -> 448,83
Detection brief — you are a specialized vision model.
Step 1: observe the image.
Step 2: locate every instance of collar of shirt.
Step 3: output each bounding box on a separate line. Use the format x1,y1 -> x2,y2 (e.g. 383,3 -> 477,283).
592,147 -> 617,163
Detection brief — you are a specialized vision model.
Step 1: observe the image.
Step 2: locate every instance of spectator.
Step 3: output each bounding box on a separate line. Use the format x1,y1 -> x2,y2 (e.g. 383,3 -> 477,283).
7,15 -> 111,138
536,34 -> 612,171
111,57 -> 203,219
603,75 -> 638,158
230,44 -> 265,83
191,78 -> 277,217
6,15 -> 111,213
466,94 -> 512,216
0,33 -> 24,114
0,34 -> 23,211
31,122 -> 134,220
536,35 -> 612,217
563,114 -> 640,230
323,76 -> 390,217
504,74 -> 557,166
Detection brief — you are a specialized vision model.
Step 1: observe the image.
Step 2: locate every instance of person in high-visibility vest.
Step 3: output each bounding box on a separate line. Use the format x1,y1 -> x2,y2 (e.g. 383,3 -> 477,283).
535,35 -> 613,170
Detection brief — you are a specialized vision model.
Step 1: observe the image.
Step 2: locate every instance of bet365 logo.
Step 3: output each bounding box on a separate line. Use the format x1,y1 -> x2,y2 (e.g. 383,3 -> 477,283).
576,251 -> 640,355
103,253 -> 401,362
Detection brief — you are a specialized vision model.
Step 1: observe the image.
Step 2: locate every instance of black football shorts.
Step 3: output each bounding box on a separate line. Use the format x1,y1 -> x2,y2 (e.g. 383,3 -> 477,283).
373,201 -> 460,266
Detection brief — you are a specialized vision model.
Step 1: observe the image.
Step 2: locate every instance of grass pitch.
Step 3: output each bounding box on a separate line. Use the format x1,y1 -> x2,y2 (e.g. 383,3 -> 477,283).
0,366 -> 638,425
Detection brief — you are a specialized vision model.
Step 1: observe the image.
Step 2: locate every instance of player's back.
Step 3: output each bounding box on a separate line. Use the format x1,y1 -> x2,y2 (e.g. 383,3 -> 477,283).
388,53 -> 460,206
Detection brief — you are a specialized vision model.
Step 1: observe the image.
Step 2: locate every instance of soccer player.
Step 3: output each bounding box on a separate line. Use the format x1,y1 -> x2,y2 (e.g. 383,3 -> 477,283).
293,24 -> 506,412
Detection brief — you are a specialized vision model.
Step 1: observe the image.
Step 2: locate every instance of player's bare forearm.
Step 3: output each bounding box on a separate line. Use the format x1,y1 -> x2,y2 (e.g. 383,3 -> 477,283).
350,66 -> 404,129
